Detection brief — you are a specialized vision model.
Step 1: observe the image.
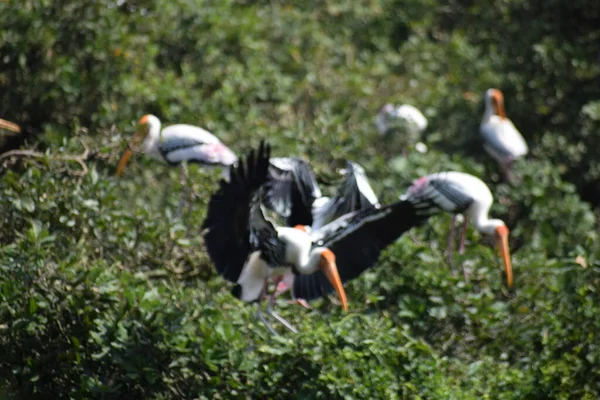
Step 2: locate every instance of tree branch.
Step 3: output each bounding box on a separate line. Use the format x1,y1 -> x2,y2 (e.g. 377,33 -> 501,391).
0,140 -> 90,176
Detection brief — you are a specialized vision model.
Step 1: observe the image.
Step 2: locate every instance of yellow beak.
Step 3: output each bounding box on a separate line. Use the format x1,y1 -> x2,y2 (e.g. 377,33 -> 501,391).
116,147 -> 133,177
319,249 -> 348,311
0,118 -> 21,133
495,226 -> 513,288
116,122 -> 147,177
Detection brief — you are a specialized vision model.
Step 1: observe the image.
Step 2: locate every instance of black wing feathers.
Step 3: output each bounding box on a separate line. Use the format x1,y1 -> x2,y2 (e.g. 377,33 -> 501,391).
249,200 -> 286,266
404,176 -> 474,215
332,160 -> 378,216
429,179 -> 473,213
202,141 -> 271,283
263,157 -> 320,227
159,136 -> 203,155
293,200 -> 429,301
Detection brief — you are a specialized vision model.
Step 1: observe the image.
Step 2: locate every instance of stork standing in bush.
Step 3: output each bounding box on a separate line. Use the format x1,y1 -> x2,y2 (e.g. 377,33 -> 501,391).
480,89 -> 528,182
116,114 -> 237,179
402,171 -> 514,288
376,103 -> 428,154
115,114 -> 238,210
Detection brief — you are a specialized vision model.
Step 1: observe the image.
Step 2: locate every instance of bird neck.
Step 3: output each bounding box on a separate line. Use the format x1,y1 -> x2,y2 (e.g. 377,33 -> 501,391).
142,119 -> 162,153
483,99 -> 496,122
297,247 -> 327,274
473,217 -> 504,235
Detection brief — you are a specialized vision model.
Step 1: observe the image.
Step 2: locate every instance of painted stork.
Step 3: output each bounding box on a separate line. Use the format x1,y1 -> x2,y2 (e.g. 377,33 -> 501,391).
480,89 -> 528,182
202,141 -> 348,334
376,103 -> 428,154
116,114 -> 237,180
402,171 -> 513,287
0,118 -> 21,134
262,158 -> 379,304
290,193 -> 430,304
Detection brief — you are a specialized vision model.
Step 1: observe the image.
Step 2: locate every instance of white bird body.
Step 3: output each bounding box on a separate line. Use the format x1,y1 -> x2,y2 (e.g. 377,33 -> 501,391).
140,115 -> 237,167
403,171 -> 513,287
396,104 -> 428,132
116,114 -> 237,179
480,89 -> 528,167
376,103 -> 428,136
236,227 -> 327,302
408,172 -> 502,234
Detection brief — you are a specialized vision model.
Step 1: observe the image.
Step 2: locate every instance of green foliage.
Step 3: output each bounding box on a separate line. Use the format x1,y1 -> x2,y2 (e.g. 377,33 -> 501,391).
1,0 -> 600,398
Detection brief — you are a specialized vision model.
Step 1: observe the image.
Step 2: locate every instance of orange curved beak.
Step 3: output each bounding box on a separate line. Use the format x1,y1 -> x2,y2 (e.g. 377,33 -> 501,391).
116,118 -> 148,177
319,249 -> 348,311
0,118 -> 21,133
495,225 -> 513,288
492,90 -> 506,119
116,148 -> 133,177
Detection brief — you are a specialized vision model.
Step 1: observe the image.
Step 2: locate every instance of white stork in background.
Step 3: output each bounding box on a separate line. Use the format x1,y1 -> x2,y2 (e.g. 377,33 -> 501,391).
0,118 -> 21,134
202,141 -> 349,335
376,103 -> 428,154
480,89 -> 528,182
402,171 -> 514,288
261,158 -> 380,304
115,114 -> 237,212
115,114 -> 237,192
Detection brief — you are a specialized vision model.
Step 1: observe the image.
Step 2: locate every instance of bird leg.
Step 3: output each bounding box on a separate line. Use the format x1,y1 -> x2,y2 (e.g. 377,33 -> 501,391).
458,217 -> 468,254
176,165 -> 187,218
183,162 -> 200,202
256,280 -> 278,335
289,294 -> 312,310
266,276 -> 298,333
457,217 -> 470,283
274,274 -> 312,310
446,215 -> 457,273
268,276 -> 284,303
176,163 -> 197,217
407,230 -> 424,246
266,302 -> 298,333
500,160 -> 516,184
256,301 -> 278,336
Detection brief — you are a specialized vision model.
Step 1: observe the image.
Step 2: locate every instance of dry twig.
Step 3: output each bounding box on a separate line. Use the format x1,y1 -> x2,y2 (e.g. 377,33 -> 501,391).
0,140 -> 90,176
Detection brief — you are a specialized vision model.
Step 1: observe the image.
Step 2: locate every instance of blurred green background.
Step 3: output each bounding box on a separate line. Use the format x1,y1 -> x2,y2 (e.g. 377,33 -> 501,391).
1,0 -> 600,398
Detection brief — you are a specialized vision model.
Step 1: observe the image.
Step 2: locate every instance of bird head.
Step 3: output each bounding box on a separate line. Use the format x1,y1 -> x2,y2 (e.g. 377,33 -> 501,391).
116,114 -> 156,177
494,224 -> 513,288
318,249 -> 348,311
487,89 -> 506,119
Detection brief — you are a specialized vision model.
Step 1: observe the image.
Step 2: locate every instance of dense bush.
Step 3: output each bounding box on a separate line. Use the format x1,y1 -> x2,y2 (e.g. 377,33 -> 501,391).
1,0 -> 600,398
